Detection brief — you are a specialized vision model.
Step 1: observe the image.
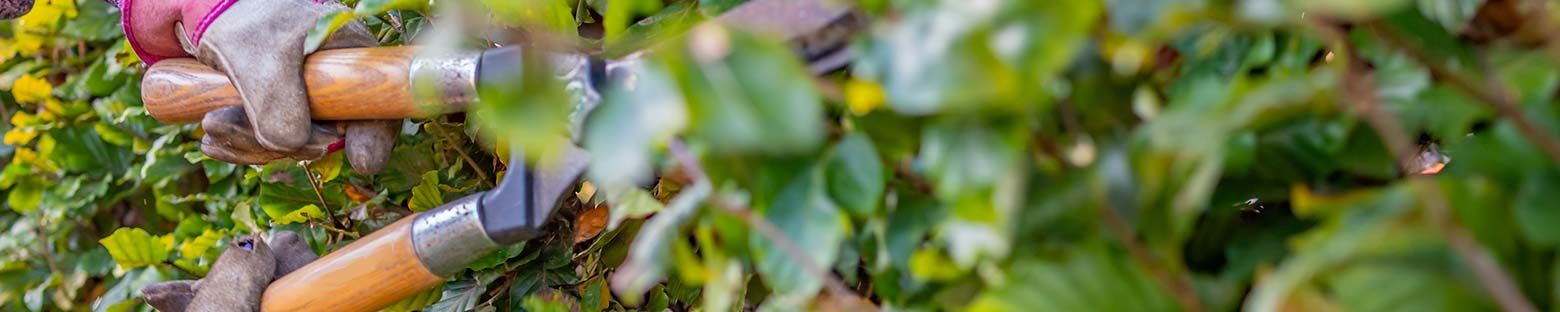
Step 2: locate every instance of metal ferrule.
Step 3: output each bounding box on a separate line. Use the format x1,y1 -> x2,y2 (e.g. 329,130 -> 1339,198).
410,192 -> 500,276
409,50 -> 481,115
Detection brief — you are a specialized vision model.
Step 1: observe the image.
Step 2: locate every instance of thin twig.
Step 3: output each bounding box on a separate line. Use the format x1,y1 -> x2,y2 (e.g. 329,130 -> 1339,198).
1098,206 -> 1206,312
432,117 -> 494,186
666,141 -> 871,309
1369,22 -> 1560,166
35,220 -> 60,274
1312,20 -> 1540,312
301,164 -> 344,242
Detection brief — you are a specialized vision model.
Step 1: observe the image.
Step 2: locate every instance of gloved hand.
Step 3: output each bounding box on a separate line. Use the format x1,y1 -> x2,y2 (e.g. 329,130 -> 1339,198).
120,0 -> 399,174
142,231 -> 319,312
0,0 -> 32,20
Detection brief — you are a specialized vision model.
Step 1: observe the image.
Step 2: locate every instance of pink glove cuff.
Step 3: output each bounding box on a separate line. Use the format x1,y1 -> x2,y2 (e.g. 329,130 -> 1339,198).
119,0 -> 234,65
327,140 -> 346,153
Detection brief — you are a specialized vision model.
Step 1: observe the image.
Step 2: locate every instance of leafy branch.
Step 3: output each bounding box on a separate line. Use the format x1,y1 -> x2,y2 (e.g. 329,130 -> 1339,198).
1369,22 -> 1560,167
665,140 -> 874,310
1310,19 -> 1539,312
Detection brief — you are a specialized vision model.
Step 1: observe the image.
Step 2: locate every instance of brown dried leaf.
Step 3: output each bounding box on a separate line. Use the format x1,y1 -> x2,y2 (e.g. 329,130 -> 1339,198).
575,203 -> 610,244
345,184 -> 375,203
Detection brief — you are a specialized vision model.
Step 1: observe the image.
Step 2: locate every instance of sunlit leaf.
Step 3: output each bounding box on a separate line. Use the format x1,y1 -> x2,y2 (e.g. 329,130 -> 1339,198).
274,204 -> 327,225
99,228 -> 169,269
382,282 -> 444,312
354,0 -> 429,16
409,170 -> 445,212
11,74 -> 52,104
607,188 -> 664,231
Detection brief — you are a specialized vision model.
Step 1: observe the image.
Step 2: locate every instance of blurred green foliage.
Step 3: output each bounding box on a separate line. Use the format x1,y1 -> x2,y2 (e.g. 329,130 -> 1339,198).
5,0 -> 1560,310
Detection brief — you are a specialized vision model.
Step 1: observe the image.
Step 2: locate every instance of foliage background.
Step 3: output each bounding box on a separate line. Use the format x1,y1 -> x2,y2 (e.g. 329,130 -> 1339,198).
4,0 -> 1560,311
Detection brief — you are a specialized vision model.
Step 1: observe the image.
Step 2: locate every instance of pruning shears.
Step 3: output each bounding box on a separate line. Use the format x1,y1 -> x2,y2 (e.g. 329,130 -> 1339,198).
137,0 -> 862,310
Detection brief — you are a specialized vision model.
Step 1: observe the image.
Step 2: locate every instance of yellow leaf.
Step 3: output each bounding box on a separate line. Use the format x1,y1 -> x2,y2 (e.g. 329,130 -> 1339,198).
117,39 -> 142,66
307,152 -> 344,183
844,79 -> 885,115
12,31 -> 44,55
13,147 -> 57,172
908,248 -> 964,281
11,74 -> 53,104
1290,184 -> 1379,218
99,228 -> 170,269
0,39 -> 16,64
179,229 -> 227,260
10,111 -> 39,127
3,128 -> 38,145
17,0 -> 77,29
275,204 -> 327,224
42,98 -> 67,115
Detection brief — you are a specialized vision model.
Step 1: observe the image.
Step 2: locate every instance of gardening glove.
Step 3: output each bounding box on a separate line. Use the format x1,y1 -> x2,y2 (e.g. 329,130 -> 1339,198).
119,0 -> 400,174
142,231 -> 319,312
0,0 -> 31,19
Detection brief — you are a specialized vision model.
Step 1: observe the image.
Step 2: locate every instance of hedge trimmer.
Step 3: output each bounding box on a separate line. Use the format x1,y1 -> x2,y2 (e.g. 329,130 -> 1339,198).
137,0 -> 862,310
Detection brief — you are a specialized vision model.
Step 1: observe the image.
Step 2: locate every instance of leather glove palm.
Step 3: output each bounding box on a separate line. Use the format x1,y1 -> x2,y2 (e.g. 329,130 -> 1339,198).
123,0 -> 398,174
141,231 -> 319,312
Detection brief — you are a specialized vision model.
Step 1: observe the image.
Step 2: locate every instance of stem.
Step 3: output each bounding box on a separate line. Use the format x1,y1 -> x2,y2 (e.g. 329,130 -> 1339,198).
1313,21 -> 1540,312
1098,206 -> 1206,312
1369,23 -> 1560,166
301,164 -> 344,242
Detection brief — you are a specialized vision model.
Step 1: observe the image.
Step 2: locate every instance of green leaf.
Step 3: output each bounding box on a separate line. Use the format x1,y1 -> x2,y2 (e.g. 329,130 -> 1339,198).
479,0 -> 576,34
409,171 -> 445,212
99,228 -> 169,269
585,64 -> 687,193
49,125 -> 133,173
1325,258 -> 1497,312
1515,173 -> 1560,246
669,26 -> 826,155
353,0 -> 429,16
275,204 -> 327,225
1293,0 -> 1413,20
607,188 -> 665,231
1416,0 -> 1486,32
258,164 -> 351,220
61,0 -> 125,41
856,0 -> 1101,114
467,243 -> 526,272
308,152 -> 345,184
579,277 -> 610,312
611,182 -> 710,304
603,0 -> 665,41
825,133 -> 885,217
382,283 -> 444,312
177,229 -> 225,261
965,246 -> 1179,312
750,167 -> 847,297
428,279 -> 485,312
305,11 -> 360,54
90,267 -> 174,312
6,180 -> 42,213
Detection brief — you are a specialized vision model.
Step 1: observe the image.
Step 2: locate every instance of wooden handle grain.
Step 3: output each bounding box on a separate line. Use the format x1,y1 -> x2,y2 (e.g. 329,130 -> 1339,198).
261,215 -> 444,312
142,46 -> 428,124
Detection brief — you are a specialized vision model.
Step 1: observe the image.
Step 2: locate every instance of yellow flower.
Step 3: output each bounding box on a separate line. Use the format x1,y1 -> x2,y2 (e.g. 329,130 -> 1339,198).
844,79 -> 886,115
11,74 -> 53,104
